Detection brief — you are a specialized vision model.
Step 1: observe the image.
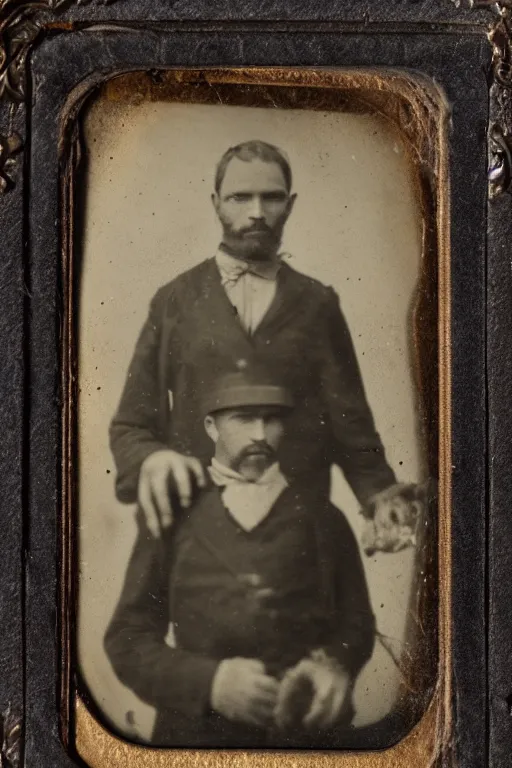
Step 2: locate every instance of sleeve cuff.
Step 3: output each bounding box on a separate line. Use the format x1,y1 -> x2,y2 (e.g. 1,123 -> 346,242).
156,651 -> 220,719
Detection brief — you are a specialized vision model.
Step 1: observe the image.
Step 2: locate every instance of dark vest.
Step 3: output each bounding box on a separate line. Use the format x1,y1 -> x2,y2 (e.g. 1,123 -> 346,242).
169,485 -> 336,676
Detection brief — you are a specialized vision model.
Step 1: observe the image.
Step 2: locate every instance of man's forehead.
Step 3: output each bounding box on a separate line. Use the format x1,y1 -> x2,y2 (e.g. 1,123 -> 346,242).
219,157 -> 288,195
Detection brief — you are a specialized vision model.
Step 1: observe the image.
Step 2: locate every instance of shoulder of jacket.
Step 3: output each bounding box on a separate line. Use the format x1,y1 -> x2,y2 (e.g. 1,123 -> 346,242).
285,484 -> 354,552
288,478 -> 350,523
170,476 -> 217,514
281,262 -> 338,304
150,259 -> 214,311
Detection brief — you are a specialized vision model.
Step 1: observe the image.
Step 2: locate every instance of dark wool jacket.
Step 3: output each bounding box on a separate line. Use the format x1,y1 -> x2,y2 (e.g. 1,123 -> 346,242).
110,258 -> 396,505
104,480 -> 375,748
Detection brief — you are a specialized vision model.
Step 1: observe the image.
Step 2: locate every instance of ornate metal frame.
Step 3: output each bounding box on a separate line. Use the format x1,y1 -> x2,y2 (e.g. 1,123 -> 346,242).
0,1 -> 510,766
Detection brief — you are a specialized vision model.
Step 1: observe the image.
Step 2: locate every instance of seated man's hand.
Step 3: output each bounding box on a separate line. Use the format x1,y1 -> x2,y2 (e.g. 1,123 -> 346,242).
210,658 -> 279,728
138,449 -> 206,536
275,650 -> 351,731
361,481 -> 427,556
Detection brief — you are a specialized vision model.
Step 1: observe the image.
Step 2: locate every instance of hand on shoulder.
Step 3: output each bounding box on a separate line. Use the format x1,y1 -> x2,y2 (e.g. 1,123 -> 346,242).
138,449 -> 206,536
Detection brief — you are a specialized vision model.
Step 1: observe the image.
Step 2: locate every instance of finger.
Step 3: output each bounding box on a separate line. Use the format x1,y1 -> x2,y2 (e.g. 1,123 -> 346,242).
321,687 -> 347,728
229,707 -> 261,727
289,659 -> 310,676
252,690 -> 278,713
316,690 -> 339,730
151,472 -> 173,528
171,461 -> 193,508
250,700 -> 276,727
243,709 -> 272,728
243,659 -> 266,673
138,478 -> 160,538
304,694 -> 333,729
187,457 -> 206,488
235,694 -> 274,728
255,587 -> 275,600
254,675 -> 280,696
303,684 -> 333,729
252,691 -> 278,711
387,510 -> 406,528
375,511 -> 394,530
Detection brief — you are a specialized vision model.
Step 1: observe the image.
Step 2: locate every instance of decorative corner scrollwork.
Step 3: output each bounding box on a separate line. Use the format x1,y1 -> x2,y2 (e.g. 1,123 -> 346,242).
489,121 -> 512,196
486,3 -> 512,197
0,0 -> 117,195
1,1 -> 70,106
0,130 -> 22,191
0,705 -> 22,768
487,2 -> 512,85
457,1 -> 512,196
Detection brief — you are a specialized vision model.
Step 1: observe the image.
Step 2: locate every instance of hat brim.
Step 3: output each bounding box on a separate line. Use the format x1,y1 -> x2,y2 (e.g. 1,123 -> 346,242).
203,385 -> 294,416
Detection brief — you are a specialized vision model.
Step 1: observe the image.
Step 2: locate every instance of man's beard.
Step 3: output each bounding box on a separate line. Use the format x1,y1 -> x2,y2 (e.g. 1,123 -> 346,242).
220,222 -> 283,262
233,443 -> 276,477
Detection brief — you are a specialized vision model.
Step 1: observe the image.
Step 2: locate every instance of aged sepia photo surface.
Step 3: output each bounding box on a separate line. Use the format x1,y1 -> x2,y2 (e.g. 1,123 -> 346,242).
76,83 -> 436,750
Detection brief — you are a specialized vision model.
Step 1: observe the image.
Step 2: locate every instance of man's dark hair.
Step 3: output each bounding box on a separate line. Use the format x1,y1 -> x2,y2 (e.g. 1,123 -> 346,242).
214,140 -> 292,194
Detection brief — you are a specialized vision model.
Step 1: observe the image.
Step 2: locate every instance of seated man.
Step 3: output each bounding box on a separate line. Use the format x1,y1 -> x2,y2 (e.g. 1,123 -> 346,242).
104,367 -> 375,749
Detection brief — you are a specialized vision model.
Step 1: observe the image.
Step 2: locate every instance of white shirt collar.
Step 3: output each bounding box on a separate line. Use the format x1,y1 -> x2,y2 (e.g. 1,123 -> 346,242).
208,458 -> 289,531
215,248 -> 281,282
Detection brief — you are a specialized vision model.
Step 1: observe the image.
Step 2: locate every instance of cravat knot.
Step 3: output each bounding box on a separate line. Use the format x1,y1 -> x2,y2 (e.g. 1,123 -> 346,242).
216,249 -> 281,286
208,459 -> 289,531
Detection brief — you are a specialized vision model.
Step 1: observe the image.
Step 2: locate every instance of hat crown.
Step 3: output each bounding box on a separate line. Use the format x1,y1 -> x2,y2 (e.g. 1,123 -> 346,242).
201,365 -> 293,416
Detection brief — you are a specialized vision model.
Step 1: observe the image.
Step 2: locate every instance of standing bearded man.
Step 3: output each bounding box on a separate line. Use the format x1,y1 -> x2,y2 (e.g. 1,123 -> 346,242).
110,139 -> 418,540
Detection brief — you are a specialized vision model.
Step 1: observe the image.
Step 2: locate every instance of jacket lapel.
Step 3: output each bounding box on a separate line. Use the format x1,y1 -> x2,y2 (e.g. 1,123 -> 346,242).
189,489 -> 256,577
182,257 -> 309,343
253,263 -> 309,339
198,258 -> 254,343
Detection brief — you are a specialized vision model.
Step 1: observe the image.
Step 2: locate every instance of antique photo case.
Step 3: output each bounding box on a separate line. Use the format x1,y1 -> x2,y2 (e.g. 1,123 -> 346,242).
0,1 -> 510,767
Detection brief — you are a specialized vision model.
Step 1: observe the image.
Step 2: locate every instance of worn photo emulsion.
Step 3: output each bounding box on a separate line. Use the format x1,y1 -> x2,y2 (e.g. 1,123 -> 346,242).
74,73 -> 440,753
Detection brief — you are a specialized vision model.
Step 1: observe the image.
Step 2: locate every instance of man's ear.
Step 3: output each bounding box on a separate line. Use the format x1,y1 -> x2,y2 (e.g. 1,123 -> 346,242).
211,192 -> 220,215
204,414 -> 219,443
285,192 -> 297,217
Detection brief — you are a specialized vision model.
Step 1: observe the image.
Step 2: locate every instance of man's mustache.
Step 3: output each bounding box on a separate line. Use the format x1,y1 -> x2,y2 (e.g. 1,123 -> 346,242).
238,442 -> 275,460
241,224 -> 274,236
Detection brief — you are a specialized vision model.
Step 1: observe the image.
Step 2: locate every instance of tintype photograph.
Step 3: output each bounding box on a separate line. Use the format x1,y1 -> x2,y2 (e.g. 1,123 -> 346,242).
74,71 -> 440,754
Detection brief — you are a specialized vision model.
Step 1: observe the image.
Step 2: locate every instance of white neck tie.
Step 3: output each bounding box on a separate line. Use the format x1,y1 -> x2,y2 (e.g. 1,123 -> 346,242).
208,459 -> 289,531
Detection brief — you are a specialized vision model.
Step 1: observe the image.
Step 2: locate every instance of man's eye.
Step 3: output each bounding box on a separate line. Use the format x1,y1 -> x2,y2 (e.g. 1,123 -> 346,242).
232,413 -> 253,423
230,194 -> 251,203
263,193 -> 287,202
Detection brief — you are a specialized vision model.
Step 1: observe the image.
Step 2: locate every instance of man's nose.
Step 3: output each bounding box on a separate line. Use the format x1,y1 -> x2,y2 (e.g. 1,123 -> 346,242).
248,196 -> 264,219
250,419 -> 266,440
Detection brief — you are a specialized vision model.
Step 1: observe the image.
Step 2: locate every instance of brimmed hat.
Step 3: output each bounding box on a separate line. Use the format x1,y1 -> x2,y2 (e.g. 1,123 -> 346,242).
202,364 -> 294,416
